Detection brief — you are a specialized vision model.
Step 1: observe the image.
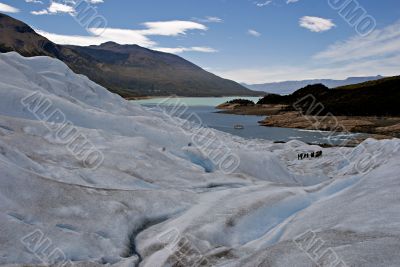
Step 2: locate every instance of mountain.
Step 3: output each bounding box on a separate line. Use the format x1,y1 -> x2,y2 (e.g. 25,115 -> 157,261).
244,76 -> 384,95
257,76 -> 400,116
0,13 -> 259,97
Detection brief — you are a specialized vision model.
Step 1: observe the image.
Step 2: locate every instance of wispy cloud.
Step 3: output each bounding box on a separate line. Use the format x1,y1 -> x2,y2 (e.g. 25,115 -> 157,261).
248,29 -> 261,37
255,1 -> 272,7
29,1 -> 213,54
214,58 -> 397,84
154,46 -> 217,54
0,2 -> 20,13
36,28 -> 156,47
25,0 -> 44,4
286,0 -> 299,4
36,20 -> 215,54
194,16 -> 223,23
299,16 -> 335,32
216,21 -> 400,83
139,21 -> 207,36
314,21 -> 400,62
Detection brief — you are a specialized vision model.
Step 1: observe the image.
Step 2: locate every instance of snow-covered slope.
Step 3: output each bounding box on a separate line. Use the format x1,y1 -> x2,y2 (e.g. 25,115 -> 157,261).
0,52 -> 399,267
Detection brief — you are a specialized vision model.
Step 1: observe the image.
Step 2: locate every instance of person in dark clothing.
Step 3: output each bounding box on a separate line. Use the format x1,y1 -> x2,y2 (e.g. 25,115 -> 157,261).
298,151 -> 323,160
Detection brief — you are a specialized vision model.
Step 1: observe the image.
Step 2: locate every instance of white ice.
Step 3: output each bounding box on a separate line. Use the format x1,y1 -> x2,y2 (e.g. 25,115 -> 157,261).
0,52 -> 399,267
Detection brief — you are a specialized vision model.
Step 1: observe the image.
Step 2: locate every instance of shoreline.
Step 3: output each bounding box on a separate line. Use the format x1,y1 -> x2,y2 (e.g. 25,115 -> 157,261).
216,103 -> 400,143
126,95 -> 265,101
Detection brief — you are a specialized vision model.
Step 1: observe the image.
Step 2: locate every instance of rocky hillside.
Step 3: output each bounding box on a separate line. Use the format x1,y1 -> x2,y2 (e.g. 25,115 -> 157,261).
0,13 -> 259,97
257,76 -> 400,116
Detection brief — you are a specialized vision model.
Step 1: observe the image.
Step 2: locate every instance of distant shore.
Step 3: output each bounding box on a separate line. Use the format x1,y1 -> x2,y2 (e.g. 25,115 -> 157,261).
217,103 -> 400,142
126,95 -> 265,101
125,96 -> 168,100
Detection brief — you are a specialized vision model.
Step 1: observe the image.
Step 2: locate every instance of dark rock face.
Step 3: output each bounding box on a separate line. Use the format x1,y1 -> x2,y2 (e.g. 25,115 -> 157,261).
15,25 -> 34,33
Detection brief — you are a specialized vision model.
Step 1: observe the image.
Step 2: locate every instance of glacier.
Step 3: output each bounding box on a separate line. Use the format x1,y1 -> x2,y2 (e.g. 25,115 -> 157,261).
0,52 -> 399,267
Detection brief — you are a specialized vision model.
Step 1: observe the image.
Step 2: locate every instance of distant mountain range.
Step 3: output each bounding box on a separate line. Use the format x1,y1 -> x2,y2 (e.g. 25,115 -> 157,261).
0,13 -> 260,98
243,76 -> 384,95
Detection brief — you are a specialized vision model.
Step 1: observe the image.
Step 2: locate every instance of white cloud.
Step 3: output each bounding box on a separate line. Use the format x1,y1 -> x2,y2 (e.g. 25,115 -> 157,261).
194,16 -> 223,23
204,16 -> 222,23
248,29 -> 261,37
32,2 -> 75,15
38,20 -> 207,45
36,20 -> 215,54
31,0 -> 103,15
299,16 -> 335,32
255,1 -> 272,7
140,21 -> 207,36
154,46 -> 217,54
31,9 -> 49,15
25,0 -> 44,4
36,28 -> 156,47
49,2 -> 74,13
0,2 -> 20,13
286,0 -> 299,4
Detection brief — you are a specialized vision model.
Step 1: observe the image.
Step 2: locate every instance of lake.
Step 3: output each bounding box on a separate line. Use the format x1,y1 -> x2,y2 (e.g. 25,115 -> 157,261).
134,97 -> 361,145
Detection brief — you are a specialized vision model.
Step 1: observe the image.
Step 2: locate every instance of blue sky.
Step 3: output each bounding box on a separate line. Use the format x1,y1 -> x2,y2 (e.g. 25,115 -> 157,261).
1,0 -> 400,83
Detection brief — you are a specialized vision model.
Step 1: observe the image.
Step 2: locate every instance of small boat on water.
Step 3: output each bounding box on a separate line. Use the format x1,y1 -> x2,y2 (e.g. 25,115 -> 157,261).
234,124 -> 244,130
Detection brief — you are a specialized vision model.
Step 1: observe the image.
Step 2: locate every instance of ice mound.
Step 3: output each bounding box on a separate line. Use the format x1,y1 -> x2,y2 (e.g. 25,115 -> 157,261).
0,52 -> 399,267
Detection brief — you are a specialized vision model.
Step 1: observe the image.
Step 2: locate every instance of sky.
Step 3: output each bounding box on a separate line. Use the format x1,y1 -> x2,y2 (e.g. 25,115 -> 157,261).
1,0 -> 400,84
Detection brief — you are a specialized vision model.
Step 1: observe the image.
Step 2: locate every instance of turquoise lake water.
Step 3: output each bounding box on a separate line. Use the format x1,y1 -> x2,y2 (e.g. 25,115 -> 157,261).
134,97 -> 262,107
133,97 -> 362,145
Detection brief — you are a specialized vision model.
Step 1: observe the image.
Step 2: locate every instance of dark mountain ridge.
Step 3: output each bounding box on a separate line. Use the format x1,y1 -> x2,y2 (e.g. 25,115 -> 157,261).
257,76 -> 400,116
